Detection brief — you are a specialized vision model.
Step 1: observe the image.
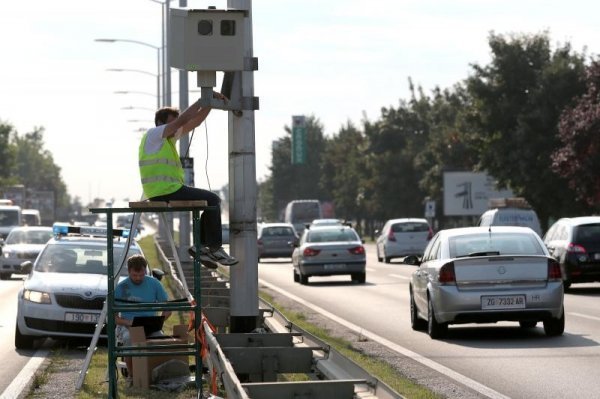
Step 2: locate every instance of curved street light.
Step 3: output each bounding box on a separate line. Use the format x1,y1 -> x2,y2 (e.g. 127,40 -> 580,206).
95,38 -> 161,108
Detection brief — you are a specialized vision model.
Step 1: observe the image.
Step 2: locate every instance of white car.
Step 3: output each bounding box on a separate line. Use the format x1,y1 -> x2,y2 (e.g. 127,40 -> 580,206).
1,226 -> 53,280
410,226 -> 564,339
15,224 -> 145,349
376,218 -> 432,263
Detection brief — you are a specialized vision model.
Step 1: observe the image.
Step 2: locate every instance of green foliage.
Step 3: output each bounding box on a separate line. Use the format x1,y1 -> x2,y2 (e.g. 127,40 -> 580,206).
465,32 -> 588,226
552,61 -> 600,209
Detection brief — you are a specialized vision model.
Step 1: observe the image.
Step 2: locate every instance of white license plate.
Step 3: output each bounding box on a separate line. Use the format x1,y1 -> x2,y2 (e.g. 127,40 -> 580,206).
324,264 -> 346,270
65,312 -> 100,323
481,295 -> 526,310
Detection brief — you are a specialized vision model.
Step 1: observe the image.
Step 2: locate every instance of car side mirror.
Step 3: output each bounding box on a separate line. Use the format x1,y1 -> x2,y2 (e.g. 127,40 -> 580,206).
151,268 -> 165,281
404,255 -> 421,266
20,261 -> 33,274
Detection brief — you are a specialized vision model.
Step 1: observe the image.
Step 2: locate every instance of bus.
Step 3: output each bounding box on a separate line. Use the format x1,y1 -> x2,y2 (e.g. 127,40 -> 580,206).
284,200 -> 322,235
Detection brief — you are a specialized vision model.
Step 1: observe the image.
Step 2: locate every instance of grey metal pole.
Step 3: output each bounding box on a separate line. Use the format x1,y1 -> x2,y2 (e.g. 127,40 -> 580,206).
165,0 -> 172,106
156,47 -> 161,108
178,0 -> 191,260
227,0 -> 259,333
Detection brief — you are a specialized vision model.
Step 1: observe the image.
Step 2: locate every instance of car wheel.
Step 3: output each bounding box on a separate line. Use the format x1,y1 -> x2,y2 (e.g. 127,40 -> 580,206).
563,280 -> 571,290
427,297 -> 447,339
519,321 -> 537,329
15,323 -> 35,350
351,272 -> 366,284
293,270 -> 299,283
410,290 -> 427,331
384,251 -> 391,263
299,272 -> 309,285
543,310 -> 565,337
376,247 -> 383,262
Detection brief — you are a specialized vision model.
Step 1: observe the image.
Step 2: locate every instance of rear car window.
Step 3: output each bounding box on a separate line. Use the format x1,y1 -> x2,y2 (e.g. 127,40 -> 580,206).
307,229 -> 359,243
573,224 -> 600,243
391,222 -> 429,233
449,233 -> 545,258
262,227 -> 295,237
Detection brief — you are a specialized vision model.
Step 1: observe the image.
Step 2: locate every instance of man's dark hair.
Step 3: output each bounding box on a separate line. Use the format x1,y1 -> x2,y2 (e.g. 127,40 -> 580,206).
154,107 -> 180,126
127,254 -> 147,271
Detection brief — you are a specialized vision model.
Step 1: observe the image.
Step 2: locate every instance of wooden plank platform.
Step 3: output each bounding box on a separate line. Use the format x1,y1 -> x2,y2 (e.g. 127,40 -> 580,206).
128,200 -> 208,208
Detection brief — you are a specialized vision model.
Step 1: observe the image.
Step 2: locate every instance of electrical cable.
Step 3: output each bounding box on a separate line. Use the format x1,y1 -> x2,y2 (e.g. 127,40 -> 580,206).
182,120 -> 211,191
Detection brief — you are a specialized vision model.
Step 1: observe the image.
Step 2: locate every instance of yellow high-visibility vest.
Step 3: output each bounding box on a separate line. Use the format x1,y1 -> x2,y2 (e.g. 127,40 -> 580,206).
138,133 -> 183,198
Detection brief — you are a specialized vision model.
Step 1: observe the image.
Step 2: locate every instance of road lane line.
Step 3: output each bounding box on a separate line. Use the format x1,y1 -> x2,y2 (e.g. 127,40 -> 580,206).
389,274 -> 410,280
568,312 -> 600,322
1,349 -> 48,399
365,267 -> 376,272
260,279 -> 510,399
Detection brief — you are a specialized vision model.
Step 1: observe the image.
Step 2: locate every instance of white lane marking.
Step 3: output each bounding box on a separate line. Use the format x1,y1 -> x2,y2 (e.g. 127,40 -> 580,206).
568,312 -> 600,322
1,349 -> 49,399
260,279 -> 510,399
365,267 -> 376,273
390,274 -> 410,280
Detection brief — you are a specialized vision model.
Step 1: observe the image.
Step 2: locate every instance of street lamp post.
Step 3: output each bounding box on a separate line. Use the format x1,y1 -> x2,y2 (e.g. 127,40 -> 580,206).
107,68 -> 161,109
95,39 -> 162,108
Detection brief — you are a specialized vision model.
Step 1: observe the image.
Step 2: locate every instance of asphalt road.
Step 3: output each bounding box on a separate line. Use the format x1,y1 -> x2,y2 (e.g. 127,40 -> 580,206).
257,242 -> 600,399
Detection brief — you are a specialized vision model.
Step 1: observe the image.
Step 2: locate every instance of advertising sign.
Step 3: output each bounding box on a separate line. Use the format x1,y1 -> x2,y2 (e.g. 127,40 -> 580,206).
443,172 -> 513,216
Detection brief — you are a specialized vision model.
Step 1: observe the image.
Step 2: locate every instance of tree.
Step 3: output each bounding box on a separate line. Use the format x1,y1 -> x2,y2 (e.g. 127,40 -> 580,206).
0,121 -> 17,187
552,61 -> 600,209
465,32 -> 588,227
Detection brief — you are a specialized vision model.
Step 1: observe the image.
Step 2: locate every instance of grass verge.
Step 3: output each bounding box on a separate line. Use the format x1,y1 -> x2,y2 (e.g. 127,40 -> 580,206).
73,236 -> 438,398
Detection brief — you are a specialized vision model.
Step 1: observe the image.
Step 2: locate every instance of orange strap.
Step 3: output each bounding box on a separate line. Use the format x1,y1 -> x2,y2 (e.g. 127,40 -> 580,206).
198,312 -> 218,394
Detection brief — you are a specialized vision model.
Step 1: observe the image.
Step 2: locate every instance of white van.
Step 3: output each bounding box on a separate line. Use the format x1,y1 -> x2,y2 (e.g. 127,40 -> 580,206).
477,198 -> 542,236
22,209 -> 42,226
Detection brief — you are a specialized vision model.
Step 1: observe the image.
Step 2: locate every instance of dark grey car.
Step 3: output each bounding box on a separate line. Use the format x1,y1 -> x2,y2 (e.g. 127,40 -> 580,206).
257,223 -> 298,261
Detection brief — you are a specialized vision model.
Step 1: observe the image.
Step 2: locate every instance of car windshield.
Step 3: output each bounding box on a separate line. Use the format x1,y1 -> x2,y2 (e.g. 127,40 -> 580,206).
0,210 -> 19,226
35,243 -> 140,275
449,232 -> 545,258
307,229 -> 358,243
6,230 -> 53,245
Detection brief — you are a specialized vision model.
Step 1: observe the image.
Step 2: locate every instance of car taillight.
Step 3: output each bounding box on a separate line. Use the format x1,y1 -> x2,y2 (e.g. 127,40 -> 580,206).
303,247 -> 320,257
348,246 -> 365,255
547,258 -> 562,281
567,243 -> 586,254
427,228 -> 433,240
438,261 -> 456,284
387,230 -> 396,242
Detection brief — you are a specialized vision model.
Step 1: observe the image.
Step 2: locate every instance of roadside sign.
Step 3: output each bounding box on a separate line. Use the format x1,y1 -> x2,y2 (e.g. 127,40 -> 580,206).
425,200 -> 436,217
291,115 -> 306,164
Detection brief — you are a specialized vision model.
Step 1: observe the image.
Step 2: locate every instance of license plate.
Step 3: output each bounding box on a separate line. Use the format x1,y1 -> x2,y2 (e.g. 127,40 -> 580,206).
481,295 -> 526,310
65,312 -> 100,323
324,264 -> 346,270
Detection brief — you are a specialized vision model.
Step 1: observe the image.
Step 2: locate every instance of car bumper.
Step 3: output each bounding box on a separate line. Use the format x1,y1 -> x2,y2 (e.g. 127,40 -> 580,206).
17,299 -> 105,339
430,283 -> 564,324
384,244 -> 425,258
258,248 -> 294,258
297,261 -> 365,276
564,258 -> 600,283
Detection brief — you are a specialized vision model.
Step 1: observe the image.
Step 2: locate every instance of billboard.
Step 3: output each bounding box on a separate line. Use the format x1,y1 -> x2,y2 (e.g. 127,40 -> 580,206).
443,172 -> 513,216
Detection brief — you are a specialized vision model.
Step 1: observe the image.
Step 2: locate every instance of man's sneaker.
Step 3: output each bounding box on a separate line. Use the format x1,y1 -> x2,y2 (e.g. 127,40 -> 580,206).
203,246 -> 239,266
187,246 -> 218,269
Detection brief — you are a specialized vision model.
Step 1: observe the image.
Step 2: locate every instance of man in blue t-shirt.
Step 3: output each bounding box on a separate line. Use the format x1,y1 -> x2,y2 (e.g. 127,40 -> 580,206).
115,254 -> 171,383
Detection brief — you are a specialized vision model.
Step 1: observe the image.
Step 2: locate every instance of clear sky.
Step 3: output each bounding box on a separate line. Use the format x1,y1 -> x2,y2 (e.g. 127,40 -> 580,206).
1,0 -> 598,203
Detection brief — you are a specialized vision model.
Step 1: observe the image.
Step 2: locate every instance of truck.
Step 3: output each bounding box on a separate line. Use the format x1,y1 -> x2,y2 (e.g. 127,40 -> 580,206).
284,200 -> 322,235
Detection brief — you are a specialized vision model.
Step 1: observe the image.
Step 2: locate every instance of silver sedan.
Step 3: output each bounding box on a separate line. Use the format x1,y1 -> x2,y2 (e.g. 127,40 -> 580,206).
292,225 -> 366,285
409,226 -> 564,339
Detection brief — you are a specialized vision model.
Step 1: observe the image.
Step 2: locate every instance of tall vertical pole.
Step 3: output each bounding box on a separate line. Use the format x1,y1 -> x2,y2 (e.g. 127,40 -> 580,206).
227,0 -> 259,333
178,0 -> 191,259
164,0 -> 172,107
156,47 -> 161,108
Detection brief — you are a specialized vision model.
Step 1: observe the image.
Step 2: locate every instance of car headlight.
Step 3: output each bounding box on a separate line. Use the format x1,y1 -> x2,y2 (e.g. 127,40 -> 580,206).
23,289 -> 52,304
3,251 -> 15,259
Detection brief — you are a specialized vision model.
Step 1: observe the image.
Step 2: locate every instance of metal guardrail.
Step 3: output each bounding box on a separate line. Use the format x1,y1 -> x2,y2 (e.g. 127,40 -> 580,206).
155,238 -> 405,399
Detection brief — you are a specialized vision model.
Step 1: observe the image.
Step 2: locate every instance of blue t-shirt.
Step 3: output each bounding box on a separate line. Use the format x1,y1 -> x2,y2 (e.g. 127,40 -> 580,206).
115,276 -> 168,320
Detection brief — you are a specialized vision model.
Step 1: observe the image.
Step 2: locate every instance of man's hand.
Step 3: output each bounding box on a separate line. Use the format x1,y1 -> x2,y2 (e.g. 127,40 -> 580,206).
212,91 -> 228,102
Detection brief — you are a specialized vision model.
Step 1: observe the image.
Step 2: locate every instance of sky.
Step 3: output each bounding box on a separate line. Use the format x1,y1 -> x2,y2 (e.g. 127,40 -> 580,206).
1,0 -> 598,204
